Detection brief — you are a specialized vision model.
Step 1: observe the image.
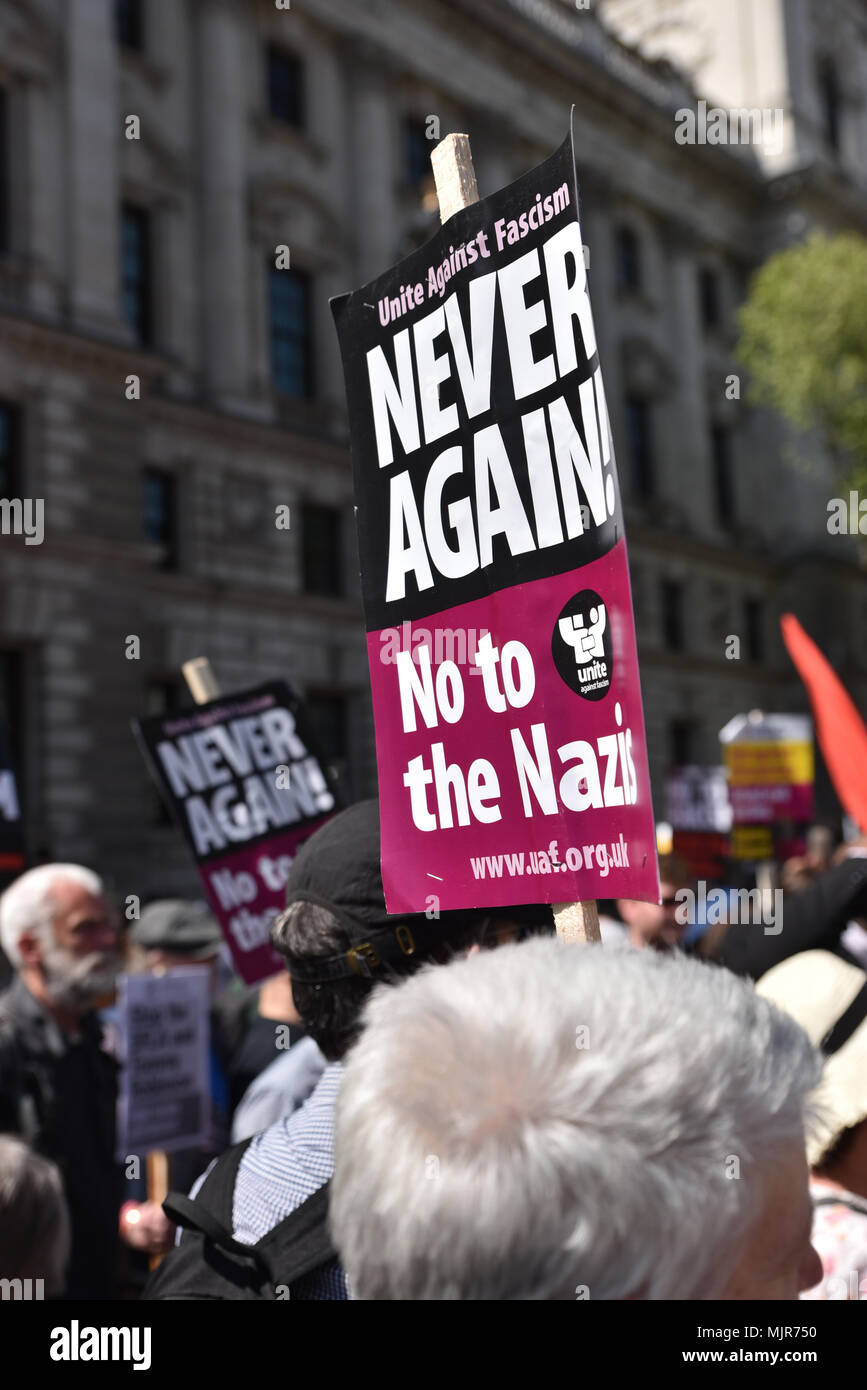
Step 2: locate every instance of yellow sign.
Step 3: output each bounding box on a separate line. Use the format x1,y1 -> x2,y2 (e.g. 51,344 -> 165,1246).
731,826 -> 774,860
724,740 -> 813,786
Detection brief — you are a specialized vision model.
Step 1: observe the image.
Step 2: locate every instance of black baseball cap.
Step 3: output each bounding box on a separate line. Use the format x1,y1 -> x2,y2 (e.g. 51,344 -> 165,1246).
278,799 -> 552,983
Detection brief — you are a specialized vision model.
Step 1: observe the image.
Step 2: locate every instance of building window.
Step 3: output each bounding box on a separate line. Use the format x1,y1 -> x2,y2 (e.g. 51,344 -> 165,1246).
745,598 -> 764,663
711,424 -> 735,527
115,0 -> 144,51
669,718 -> 694,767
305,690 -> 349,797
405,118 -> 431,190
818,58 -> 841,154
143,467 -> 177,569
0,403 -> 20,496
661,579 -> 685,651
306,691 -> 347,764
0,88 -> 8,255
269,266 -> 313,398
146,678 -> 187,824
302,502 -> 342,597
121,204 -> 152,345
616,226 -> 641,293
267,45 -> 304,127
146,676 -> 186,719
0,650 -> 23,776
699,267 -> 720,329
625,396 -> 654,498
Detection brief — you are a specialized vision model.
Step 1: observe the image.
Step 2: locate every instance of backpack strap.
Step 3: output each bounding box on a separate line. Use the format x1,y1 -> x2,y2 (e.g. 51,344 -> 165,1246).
255,1180 -> 336,1288
162,1138 -> 336,1291
163,1139 -> 263,1263
164,1196 -> 262,1263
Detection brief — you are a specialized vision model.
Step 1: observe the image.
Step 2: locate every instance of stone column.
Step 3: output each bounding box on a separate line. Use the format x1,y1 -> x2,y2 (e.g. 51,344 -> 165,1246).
66,0 -> 119,335
661,216 -> 708,532
152,0 -> 197,383
348,53 -> 396,284
24,77 -> 64,319
196,0 -> 250,403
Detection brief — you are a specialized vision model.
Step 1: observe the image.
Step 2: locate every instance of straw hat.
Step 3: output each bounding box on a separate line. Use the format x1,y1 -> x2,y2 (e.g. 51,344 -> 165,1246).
756,950 -> 867,1167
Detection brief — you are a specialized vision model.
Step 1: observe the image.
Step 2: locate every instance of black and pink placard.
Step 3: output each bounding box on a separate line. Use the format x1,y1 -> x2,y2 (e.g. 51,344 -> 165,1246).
134,682 -> 338,983
332,129 -> 659,913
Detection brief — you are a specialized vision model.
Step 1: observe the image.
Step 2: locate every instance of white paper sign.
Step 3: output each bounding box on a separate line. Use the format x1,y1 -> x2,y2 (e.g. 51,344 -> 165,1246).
116,968 -> 210,1158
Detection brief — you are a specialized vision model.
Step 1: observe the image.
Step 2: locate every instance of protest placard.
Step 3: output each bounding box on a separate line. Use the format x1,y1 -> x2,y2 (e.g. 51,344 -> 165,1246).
665,764 -> 731,879
332,128 -> 659,914
720,711 -> 813,861
133,680 -> 338,983
666,764 -> 732,833
115,968 -> 210,1159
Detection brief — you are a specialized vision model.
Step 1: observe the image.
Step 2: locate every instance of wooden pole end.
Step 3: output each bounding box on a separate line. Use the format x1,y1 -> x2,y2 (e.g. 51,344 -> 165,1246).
431,133 -> 480,223
181,658 -> 221,706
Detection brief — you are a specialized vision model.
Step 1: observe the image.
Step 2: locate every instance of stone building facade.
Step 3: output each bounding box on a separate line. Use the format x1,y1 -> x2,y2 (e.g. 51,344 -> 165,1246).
0,0 -> 865,899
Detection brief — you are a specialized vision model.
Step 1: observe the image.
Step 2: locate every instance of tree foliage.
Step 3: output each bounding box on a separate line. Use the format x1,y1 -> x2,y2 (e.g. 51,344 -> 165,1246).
736,231 -> 867,490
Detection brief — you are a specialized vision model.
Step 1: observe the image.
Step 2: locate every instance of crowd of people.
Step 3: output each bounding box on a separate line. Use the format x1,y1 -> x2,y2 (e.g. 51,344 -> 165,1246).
1,800 -> 866,1300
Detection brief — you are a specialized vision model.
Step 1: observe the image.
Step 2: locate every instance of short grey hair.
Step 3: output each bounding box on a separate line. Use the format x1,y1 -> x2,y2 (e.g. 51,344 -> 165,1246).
331,938 -> 821,1300
0,1136 -> 70,1290
0,863 -> 104,969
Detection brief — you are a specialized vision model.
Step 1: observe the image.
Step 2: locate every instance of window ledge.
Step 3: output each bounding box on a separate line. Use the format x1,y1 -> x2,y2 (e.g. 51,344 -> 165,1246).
119,48 -> 170,91
252,114 -> 326,163
616,287 -> 656,314
270,394 -> 334,434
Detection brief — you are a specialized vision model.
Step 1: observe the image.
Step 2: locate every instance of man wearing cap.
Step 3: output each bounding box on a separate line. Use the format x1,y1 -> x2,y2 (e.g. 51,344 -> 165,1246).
756,950 -> 867,1300
133,898 -> 227,973
160,799 -> 552,1299
132,899 -> 236,1196
134,898 -> 308,1135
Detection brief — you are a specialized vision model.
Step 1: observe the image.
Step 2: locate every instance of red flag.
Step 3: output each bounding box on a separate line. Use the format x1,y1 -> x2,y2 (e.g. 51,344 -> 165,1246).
780,613 -> 867,832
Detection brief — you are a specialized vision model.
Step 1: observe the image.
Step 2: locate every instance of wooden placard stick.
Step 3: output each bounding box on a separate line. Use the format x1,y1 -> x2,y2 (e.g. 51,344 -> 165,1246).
182,656 -> 221,705
430,132 -> 479,223
430,134 -> 601,946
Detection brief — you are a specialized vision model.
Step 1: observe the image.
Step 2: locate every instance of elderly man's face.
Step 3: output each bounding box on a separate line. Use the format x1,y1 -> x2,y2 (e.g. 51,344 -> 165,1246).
36,880 -> 121,1010
719,1145 -> 823,1299
48,881 -> 118,959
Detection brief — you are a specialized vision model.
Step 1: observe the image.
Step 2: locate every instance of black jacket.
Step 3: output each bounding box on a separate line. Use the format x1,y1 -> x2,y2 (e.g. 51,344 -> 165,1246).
0,978 -> 124,1299
714,856 -> 867,980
